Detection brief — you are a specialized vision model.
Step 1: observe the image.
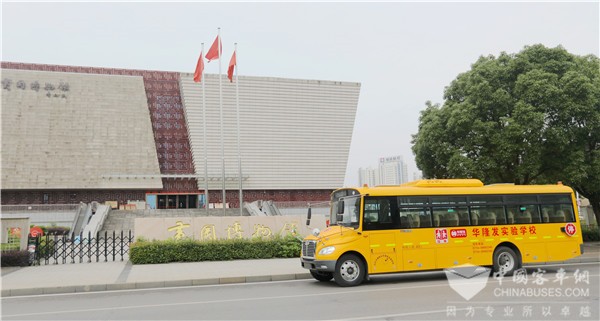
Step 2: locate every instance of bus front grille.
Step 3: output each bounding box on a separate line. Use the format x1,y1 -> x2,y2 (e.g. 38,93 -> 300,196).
302,240 -> 316,258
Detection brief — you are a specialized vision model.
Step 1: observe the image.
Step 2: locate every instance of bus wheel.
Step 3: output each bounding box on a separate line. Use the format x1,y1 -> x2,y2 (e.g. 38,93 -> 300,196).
493,246 -> 520,276
310,270 -> 333,282
334,254 -> 365,287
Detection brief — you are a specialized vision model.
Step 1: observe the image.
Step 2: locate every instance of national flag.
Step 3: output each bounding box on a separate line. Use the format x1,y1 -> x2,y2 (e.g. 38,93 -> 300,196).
205,35 -> 221,62
193,51 -> 204,83
228,51 -> 237,82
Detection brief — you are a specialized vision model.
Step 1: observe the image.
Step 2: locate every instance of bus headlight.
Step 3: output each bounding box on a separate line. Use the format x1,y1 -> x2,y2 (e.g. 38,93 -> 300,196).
319,246 -> 335,255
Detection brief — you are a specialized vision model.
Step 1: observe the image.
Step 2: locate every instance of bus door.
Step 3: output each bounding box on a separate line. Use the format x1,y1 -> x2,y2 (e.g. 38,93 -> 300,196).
362,197 -> 401,274
398,206 -> 437,271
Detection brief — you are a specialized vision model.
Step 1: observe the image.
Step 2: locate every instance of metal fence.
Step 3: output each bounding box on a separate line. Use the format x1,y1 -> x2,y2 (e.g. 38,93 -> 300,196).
32,231 -> 134,265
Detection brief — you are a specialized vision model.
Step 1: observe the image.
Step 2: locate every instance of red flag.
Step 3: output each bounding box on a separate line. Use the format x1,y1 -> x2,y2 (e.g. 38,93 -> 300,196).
193,51 -> 204,83
205,35 -> 221,62
228,51 -> 236,82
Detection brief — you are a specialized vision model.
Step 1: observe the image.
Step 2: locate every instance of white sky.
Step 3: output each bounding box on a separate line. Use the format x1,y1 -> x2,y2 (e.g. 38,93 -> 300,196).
2,1 -> 599,187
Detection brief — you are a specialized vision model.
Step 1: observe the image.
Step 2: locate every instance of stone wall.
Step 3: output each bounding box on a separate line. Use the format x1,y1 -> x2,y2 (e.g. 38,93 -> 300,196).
134,214 -> 327,241
1,68 -> 162,190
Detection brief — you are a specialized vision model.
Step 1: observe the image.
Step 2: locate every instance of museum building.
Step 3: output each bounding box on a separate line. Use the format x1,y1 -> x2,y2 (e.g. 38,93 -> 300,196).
1,62 -> 360,209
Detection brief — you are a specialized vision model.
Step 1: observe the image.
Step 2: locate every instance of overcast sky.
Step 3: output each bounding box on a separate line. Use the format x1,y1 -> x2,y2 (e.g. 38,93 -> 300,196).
2,1 -> 599,187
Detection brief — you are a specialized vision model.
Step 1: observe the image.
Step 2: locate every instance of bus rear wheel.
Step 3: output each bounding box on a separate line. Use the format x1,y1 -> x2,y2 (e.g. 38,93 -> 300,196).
310,270 -> 333,282
334,254 -> 365,287
493,246 -> 521,276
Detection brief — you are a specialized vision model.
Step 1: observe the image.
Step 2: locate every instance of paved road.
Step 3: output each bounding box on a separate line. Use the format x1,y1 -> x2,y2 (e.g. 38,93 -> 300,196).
2,262 -> 598,320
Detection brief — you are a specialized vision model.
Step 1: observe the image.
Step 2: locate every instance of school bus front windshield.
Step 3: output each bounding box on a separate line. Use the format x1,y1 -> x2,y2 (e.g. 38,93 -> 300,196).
330,193 -> 360,228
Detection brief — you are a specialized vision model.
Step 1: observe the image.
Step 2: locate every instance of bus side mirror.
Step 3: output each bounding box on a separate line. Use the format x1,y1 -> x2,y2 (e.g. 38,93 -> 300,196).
336,213 -> 344,222
306,205 -> 312,226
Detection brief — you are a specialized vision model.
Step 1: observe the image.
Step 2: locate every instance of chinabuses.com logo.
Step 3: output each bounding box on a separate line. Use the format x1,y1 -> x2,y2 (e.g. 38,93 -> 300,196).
444,264 -> 492,300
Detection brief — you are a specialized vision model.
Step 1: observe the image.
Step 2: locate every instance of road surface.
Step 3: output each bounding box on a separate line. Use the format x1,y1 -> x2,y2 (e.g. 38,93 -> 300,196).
2,262 -> 598,320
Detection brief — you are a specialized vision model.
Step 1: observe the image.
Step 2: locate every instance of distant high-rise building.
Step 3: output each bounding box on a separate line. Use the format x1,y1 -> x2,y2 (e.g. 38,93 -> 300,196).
358,167 -> 379,187
359,156 -> 409,186
378,156 -> 409,185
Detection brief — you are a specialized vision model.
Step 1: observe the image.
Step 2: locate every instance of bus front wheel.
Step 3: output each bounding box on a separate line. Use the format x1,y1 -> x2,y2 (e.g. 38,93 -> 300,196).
493,246 -> 521,276
310,270 -> 333,282
334,254 -> 365,287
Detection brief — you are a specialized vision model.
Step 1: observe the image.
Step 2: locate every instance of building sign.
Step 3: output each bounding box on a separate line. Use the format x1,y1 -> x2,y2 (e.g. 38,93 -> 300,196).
2,78 -> 69,98
135,215 -> 327,241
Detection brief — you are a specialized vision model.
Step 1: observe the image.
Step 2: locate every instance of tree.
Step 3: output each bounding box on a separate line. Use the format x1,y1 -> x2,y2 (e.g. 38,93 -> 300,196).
412,44 -> 600,225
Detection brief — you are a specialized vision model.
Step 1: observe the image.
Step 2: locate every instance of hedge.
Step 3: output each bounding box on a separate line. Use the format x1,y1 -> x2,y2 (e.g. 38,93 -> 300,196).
129,236 -> 301,264
1,250 -> 30,267
36,225 -> 70,236
582,225 -> 600,242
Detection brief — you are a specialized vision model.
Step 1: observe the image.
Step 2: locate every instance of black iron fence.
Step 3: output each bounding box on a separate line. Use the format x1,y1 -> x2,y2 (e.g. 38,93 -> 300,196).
32,231 -> 134,265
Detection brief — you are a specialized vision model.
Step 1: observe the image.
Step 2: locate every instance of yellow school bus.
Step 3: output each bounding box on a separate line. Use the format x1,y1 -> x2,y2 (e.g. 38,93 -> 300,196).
301,179 -> 584,286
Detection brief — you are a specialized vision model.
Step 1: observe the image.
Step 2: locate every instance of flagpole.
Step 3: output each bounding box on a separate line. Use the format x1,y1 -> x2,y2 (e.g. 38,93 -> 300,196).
218,27 -> 226,214
201,42 -> 209,215
235,43 -> 243,216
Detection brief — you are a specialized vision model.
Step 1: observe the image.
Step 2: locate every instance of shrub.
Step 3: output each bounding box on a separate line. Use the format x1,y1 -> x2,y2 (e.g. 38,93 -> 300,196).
0,243 -> 20,251
44,226 -> 70,236
582,225 -> 600,242
1,250 -> 30,267
130,236 -> 301,264
37,237 -> 58,258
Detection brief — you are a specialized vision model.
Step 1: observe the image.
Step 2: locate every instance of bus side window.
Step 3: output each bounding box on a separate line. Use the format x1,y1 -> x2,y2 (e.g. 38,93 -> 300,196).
410,214 -> 420,227
399,213 -> 412,228
493,207 -> 507,225
457,210 -> 470,225
380,200 -> 391,223
520,211 -> 532,223
479,211 -> 496,225
550,210 -> 566,222
560,205 -> 575,222
419,208 -> 432,228
470,210 -> 479,225
507,210 -> 515,224
432,212 -> 441,227
529,207 -> 542,223
510,205 -> 536,223
541,207 -> 553,222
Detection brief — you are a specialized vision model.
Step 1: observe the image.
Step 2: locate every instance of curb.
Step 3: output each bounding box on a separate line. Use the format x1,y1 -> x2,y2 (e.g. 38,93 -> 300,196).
1,272 -> 312,298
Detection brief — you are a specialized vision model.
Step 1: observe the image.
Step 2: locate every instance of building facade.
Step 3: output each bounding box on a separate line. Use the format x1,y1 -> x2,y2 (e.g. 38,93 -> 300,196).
1,62 -> 360,208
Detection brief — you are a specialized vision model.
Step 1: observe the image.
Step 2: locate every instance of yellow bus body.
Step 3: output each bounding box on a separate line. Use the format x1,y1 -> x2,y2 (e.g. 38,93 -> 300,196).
301,179 -> 584,286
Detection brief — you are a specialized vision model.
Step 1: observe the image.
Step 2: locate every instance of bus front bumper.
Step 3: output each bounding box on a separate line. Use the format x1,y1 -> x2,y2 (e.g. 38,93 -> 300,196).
301,258 -> 336,272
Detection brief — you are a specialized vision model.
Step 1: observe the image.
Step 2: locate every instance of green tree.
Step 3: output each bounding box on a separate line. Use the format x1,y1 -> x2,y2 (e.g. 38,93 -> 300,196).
412,44 -> 600,225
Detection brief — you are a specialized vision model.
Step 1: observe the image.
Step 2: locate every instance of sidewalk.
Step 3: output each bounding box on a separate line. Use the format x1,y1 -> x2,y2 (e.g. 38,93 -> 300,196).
1,243 -> 598,297
1,258 -> 311,297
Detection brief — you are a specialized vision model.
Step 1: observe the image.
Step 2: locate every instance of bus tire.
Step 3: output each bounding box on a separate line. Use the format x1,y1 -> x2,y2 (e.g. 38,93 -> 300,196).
310,270 -> 333,282
493,246 -> 520,276
334,253 -> 365,287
